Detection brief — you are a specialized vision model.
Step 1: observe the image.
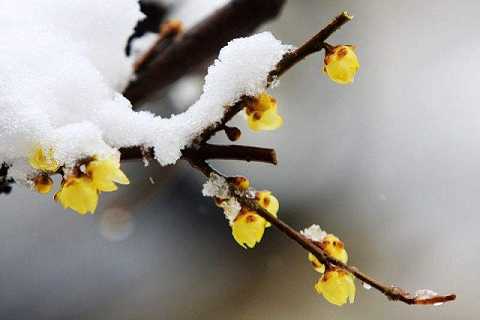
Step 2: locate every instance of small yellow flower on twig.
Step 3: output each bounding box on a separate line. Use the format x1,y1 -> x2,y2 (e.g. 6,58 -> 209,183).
324,44 -> 360,84
87,157 -> 130,192
315,268 -> 356,306
55,176 -> 99,215
32,175 -> 54,194
231,190 -> 279,248
308,234 -> 349,273
244,92 -> 283,131
29,147 -> 59,172
55,156 -> 129,215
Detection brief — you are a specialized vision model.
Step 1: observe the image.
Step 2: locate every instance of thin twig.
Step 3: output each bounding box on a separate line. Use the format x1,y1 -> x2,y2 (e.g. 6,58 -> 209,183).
188,159 -> 456,306
190,12 -> 353,144
120,144 -> 277,165
268,11 -> 353,82
184,144 -> 277,164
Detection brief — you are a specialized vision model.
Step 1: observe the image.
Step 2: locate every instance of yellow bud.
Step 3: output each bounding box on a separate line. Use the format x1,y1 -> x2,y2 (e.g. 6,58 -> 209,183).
315,268 -> 356,306
229,176 -> 250,190
29,147 -> 59,172
320,234 -> 348,264
245,92 -> 283,131
232,210 -> 267,249
86,157 -> 129,192
33,175 -> 53,194
255,190 -> 279,227
55,176 -> 99,215
324,45 -> 360,84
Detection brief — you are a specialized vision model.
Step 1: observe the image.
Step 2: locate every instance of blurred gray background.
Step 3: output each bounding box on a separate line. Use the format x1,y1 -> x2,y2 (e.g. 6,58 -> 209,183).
1,0 -> 478,319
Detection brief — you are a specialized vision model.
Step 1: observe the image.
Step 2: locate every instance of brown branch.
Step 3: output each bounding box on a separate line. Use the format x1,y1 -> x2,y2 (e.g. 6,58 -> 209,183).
133,20 -> 184,74
268,11 -> 352,82
120,144 -> 277,165
191,12 -> 353,145
185,144 -> 277,164
124,0 -> 287,104
187,159 -> 456,306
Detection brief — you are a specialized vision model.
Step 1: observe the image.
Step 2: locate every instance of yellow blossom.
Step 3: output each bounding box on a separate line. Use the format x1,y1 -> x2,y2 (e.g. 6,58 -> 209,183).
230,176 -> 250,190
244,92 -> 283,131
33,175 -> 53,194
308,234 -> 348,273
55,176 -> 98,215
324,45 -> 360,84
256,190 -> 279,227
315,268 -> 356,306
29,147 -> 59,172
232,210 -> 267,249
86,157 -> 129,192
320,234 -> 348,263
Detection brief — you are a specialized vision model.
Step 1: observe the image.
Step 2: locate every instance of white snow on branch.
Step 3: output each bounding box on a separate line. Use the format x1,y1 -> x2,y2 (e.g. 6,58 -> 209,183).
0,0 -> 291,184
301,225 -> 327,242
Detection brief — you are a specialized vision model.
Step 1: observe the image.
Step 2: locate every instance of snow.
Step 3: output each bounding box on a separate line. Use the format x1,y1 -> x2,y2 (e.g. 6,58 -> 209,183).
300,225 -> 327,242
202,173 -> 242,224
414,289 -> 438,299
202,174 -> 230,199
0,1 -> 291,185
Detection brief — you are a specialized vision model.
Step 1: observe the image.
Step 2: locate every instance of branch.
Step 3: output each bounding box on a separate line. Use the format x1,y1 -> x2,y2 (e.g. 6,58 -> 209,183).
192,12 -> 353,144
124,0 -> 287,104
120,144 -> 277,165
187,159 -> 456,306
268,11 -> 352,82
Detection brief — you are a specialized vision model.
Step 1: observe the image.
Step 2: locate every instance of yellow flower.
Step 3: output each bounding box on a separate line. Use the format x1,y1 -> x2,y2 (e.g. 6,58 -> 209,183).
307,234 -> 348,273
232,209 -> 267,249
33,175 -> 54,194
320,234 -> 348,264
315,268 -> 356,306
29,147 -> 59,172
256,190 -> 279,227
245,92 -> 283,131
324,45 -> 360,84
55,176 -> 99,215
86,157 -> 129,192
229,176 -> 250,190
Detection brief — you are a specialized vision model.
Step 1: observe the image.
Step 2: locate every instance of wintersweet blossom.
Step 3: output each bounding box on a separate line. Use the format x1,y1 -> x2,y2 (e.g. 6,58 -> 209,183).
315,268 -> 356,306
324,45 -> 360,84
244,92 -> 283,131
87,157 -> 130,192
32,175 -> 53,194
55,176 -> 99,215
29,148 -> 59,172
54,156 -> 129,215
231,190 -> 279,248
256,190 -> 279,227
232,209 -> 267,248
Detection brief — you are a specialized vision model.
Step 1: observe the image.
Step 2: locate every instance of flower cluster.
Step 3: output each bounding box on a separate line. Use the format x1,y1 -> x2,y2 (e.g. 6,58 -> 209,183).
301,225 -> 356,306
29,148 -> 129,215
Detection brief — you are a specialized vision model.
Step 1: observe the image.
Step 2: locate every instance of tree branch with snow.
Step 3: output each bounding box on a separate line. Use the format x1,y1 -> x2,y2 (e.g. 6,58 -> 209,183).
0,0 -> 456,310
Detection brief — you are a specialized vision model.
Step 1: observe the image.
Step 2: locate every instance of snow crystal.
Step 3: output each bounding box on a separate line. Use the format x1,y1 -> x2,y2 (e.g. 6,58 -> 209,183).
0,0 -> 290,183
300,225 -> 327,242
202,174 -> 230,199
362,282 -> 372,290
414,289 -> 438,299
218,198 -> 242,225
